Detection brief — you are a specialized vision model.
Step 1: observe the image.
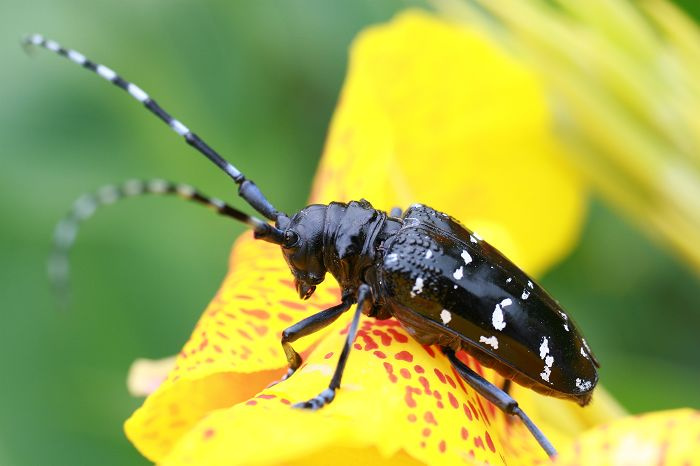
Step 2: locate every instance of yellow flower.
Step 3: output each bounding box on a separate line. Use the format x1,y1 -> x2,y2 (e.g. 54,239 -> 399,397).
437,0 -> 700,275
124,11 -> 698,466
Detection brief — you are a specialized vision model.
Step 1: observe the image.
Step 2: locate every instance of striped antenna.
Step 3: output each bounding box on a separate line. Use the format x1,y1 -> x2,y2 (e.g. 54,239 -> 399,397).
23,34 -> 284,222
49,179 -> 284,308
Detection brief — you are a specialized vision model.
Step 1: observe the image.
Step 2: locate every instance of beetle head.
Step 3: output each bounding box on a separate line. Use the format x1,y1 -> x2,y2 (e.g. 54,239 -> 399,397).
276,205 -> 327,300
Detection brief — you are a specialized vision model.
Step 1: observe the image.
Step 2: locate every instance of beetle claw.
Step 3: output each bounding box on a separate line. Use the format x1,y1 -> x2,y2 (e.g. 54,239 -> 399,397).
292,388 -> 335,410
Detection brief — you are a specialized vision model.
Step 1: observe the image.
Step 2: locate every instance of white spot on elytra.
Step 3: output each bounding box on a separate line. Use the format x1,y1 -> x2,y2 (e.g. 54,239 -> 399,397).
527,280 -> 534,289
147,179 -> 168,193
460,250 -> 472,265
176,184 -> 195,197
539,337 -> 550,359
440,309 -> 452,325
128,83 -> 149,102
453,266 -> 464,280
425,250 -> 433,259
521,290 -> 530,300
492,299 -> 512,331
539,336 -> 554,383
410,277 -> 424,297
473,232 -> 483,241
506,277 -> 512,283
479,336 -> 499,349
575,378 -> 593,392
580,347 -> 588,358
385,253 -> 398,264
564,323 -> 569,332
96,64 -> 117,81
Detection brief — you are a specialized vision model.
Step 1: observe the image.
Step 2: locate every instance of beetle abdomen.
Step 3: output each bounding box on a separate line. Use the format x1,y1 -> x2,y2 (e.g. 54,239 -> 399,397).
378,204 -> 598,405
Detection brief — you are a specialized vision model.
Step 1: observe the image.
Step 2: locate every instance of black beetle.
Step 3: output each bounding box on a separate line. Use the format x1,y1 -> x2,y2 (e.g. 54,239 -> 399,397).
25,34 -> 599,458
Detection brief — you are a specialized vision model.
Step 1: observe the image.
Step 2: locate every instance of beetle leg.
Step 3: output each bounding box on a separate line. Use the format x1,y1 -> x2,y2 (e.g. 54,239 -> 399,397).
268,300 -> 352,387
293,284 -> 371,410
390,207 -> 403,218
442,347 -> 557,459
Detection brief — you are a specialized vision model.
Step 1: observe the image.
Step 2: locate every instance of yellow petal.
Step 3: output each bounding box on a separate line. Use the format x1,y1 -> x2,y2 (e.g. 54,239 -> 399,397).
160,320 -> 542,465
555,409 -> 700,465
313,10 -> 586,277
124,236 -> 341,462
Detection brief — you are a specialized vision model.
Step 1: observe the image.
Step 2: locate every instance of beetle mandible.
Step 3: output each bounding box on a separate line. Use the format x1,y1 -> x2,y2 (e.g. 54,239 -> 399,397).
25,34 -> 599,458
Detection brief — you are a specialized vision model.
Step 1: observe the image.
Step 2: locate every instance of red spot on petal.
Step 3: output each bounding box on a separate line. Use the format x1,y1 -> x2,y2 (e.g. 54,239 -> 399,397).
468,401 -> 480,420
280,300 -> 306,311
485,431 -> 495,452
383,362 -> 398,384
257,394 -> 276,400
237,329 -> 253,341
445,374 -> 457,389
404,386 -> 421,408
452,367 -> 468,393
215,331 -> 230,340
422,428 -> 431,437
278,279 -> 296,289
474,436 -> 484,450
476,397 -> 490,425
205,357 -> 215,363
423,345 -> 436,358
418,376 -> 432,396
203,428 -> 215,440
233,294 -> 253,300
400,368 -> 411,379
424,411 -> 438,425
407,414 -> 417,423
434,368 -> 446,384
246,400 -> 257,406
373,350 -> 387,359
461,426 -> 469,440
448,392 -> 459,409
415,364 -> 425,374
213,345 -> 222,353
223,312 -> 237,320
241,308 -> 270,320
387,328 -> 408,343
439,440 -> 447,453
280,398 -> 291,405
372,329 -> 392,346
420,441 -> 426,449
324,352 -> 334,359
354,343 -> 362,350
278,313 -> 293,322
357,330 -> 378,351
395,350 -> 414,363
198,338 -> 209,350
463,403 -> 473,421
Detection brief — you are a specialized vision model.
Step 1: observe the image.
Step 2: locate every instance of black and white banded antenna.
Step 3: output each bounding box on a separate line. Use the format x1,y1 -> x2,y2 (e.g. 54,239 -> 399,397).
49,179 -> 274,308
23,34 -> 287,243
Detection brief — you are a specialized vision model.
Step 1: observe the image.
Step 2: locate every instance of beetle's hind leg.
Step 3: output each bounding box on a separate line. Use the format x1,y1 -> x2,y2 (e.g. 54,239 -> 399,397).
442,347 -> 557,459
268,300 -> 352,387
293,284 -> 371,410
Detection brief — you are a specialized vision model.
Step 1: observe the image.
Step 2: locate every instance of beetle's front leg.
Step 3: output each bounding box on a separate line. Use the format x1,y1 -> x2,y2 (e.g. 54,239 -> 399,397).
268,300 -> 353,387
293,283 -> 371,410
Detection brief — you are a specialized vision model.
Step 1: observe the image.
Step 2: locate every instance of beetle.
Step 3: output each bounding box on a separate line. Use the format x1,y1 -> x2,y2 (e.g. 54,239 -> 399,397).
25,34 -> 599,458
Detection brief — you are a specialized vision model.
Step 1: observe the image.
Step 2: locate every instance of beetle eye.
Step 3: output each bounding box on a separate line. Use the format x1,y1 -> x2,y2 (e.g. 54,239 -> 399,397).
284,230 -> 299,248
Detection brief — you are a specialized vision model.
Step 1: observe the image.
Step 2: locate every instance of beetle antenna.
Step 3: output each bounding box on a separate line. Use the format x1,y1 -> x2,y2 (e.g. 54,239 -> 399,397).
49,179 -> 284,309
23,34 -> 284,222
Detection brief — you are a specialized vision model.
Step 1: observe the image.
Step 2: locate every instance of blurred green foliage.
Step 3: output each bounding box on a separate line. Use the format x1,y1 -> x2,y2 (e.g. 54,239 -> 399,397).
0,1 -> 698,465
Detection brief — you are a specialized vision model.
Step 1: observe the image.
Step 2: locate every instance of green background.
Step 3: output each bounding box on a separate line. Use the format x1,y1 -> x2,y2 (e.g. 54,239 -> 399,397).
1,1 -> 698,465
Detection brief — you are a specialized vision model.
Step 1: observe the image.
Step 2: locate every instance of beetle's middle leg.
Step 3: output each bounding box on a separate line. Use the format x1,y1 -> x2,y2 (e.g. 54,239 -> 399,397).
269,299 -> 352,386
293,284 -> 371,410
390,206 -> 403,218
442,346 -> 557,459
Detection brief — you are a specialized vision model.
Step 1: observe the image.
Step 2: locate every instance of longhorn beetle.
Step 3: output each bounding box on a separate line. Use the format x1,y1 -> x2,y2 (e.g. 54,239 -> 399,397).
25,34 -> 599,458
